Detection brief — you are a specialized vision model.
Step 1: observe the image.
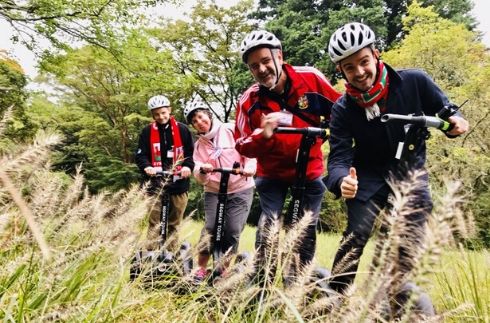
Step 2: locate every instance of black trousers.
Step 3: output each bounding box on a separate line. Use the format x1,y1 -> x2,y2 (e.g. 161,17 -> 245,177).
329,183 -> 432,293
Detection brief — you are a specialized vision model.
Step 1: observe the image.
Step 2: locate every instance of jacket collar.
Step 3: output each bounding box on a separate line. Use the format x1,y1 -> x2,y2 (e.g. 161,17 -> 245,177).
384,62 -> 402,88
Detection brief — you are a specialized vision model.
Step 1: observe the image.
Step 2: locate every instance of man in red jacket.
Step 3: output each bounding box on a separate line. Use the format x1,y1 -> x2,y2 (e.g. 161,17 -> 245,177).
235,30 -> 341,279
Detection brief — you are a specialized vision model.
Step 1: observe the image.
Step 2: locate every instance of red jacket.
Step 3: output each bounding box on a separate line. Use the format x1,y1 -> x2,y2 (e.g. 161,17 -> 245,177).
235,64 -> 341,183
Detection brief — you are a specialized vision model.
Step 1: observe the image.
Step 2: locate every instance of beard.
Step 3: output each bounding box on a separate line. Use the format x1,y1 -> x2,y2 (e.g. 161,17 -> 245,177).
257,73 -> 278,88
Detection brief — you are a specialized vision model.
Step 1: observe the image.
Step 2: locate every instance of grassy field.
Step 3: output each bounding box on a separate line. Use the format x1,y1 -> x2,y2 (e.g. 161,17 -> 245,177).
180,220 -> 490,322
1,210 -> 489,322
1,152 -> 488,321
180,221 -> 368,272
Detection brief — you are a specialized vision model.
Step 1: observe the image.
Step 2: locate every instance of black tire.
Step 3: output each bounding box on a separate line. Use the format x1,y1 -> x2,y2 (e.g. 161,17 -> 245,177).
393,282 -> 435,318
179,241 -> 193,276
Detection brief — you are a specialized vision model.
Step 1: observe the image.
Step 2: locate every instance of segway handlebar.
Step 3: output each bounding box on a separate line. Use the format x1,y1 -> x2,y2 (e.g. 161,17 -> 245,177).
274,126 -> 329,139
155,170 -> 180,177
200,161 -> 244,176
211,167 -> 244,175
380,114 -> 452,131
381,100 -> 467,132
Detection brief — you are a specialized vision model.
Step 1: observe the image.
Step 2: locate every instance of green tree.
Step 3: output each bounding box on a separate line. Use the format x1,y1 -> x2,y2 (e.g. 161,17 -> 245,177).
148,0 -> 254,122
0,50 -> 26,112
0,51 -> 36,149
254,0 -> 476,80
39,30 -> 193,164
383,1 -> 484,91
384,0 -> 476,46
0,0 -> 168,52
27,95 -> 140,192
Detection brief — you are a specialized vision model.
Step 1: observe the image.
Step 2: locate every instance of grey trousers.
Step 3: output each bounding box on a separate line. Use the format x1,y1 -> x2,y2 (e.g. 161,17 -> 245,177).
198,187 -> 254,256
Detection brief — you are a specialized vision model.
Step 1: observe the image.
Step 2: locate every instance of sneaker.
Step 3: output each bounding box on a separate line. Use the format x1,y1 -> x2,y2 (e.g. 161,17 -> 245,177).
193,267 -> 208,283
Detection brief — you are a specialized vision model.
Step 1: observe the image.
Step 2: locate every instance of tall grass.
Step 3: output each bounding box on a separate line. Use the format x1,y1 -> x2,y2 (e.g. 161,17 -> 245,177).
433,249 -> 489,322
0,132 -> 488,322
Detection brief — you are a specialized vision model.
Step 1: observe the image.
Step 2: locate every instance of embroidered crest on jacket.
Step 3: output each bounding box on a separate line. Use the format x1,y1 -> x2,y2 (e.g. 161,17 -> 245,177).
298,95 -> 309,110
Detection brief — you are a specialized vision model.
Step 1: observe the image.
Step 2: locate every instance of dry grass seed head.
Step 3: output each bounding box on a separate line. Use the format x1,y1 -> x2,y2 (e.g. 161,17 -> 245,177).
280,211 -> 315,281
2,131 -> 62,173
60,165 -> 85,211
330,233 -> 358,278
29,169 -> 64,219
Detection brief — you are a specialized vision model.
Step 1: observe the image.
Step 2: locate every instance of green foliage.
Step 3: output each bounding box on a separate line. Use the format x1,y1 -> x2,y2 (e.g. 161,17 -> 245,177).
39,32 -> 190,162
27,95 -> 141,192
0,52 -> 27,109
383,1 -> 484,91
36,29 -> 200,192
0,0 -> 169,54
147,0 -> 254,122
254,0 -> 476,81
319,192 -> 346,233
183,176 -> 205,221
0,53 -> 37,150
384,0 -> 476,46
83,154 -> 140,193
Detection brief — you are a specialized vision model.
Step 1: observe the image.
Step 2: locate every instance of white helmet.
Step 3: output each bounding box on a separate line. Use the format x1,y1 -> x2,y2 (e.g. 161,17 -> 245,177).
147,95 -> 171,110
328,22 -> 376,63
183,100 -> 209,123
239,30 -> 282,63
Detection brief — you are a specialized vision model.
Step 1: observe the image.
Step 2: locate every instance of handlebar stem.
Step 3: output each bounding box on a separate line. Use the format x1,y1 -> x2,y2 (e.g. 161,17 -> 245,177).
274,126 -> 329,139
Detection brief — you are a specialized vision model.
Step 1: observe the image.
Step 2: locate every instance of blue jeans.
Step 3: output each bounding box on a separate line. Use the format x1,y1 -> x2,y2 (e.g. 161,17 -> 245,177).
255,176 -> 326,267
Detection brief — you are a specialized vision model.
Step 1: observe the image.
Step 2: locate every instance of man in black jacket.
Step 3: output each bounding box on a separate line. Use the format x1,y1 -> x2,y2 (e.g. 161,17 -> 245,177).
135,95 -> 194,251
325,23 -> 469,294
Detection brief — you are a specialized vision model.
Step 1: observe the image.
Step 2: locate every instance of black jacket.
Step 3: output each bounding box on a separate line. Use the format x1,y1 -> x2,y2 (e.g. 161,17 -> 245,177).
326,63 -> 457,201
135,121 -> 195,195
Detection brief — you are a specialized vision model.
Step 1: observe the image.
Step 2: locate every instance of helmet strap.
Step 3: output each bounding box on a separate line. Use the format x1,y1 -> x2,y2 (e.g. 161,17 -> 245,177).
268,48 -> 283,91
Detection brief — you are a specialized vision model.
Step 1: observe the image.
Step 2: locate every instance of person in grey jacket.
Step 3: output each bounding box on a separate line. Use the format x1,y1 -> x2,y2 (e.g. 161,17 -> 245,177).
324,22 -> 469,294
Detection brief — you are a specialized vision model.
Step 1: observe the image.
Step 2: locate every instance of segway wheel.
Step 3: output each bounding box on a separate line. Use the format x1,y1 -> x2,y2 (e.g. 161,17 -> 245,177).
179,241 -> 194,276
394,282 -> 435,318
129,250 -> 144,281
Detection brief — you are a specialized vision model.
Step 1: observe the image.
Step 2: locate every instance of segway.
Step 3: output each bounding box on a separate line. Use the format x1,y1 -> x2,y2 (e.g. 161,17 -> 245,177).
200,162 -> 250,282
374,104 -> 464,317
380,101 -> 465,131
130,170 -> 193,284
380,101 -> 466,162
390,281 -> 435,318
274,126 -> 335,295
275,127 -> 329,225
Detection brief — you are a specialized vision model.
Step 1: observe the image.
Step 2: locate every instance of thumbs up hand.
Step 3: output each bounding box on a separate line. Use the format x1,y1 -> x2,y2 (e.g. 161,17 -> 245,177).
341,167 -> 358,199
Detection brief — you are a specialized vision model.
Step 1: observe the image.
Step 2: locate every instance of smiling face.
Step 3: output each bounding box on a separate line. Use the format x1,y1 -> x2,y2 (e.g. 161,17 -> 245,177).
339,46 -> 379,92
151,106 -> 171,125
191,110 -> 212,134
246,47 -> 284,89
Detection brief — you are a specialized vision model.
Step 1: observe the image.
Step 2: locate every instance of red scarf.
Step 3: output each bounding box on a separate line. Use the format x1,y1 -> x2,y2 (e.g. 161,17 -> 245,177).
149,116 -> 184,174
345,60 -> 389,109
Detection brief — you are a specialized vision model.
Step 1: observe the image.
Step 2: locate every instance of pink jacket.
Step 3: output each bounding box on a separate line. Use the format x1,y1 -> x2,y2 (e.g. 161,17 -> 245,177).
193,121 -> 256,194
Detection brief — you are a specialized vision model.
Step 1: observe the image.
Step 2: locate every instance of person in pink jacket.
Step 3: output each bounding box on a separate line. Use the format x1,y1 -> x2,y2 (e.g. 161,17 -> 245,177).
184,100 -> 256,281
